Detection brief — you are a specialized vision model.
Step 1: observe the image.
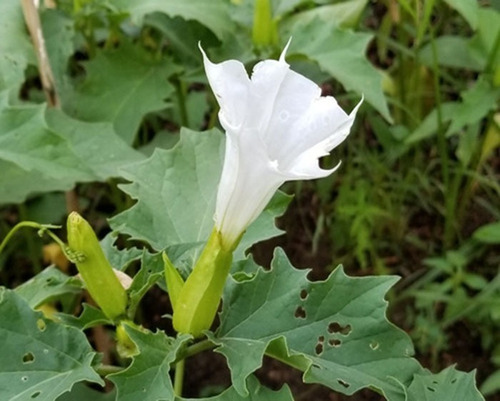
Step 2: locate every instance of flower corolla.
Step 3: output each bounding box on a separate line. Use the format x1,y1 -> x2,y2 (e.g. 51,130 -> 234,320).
202,42 -> 362,249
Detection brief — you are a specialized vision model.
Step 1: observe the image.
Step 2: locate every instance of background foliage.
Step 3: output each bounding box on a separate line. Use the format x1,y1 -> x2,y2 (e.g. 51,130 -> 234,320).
0,0 -> 498,400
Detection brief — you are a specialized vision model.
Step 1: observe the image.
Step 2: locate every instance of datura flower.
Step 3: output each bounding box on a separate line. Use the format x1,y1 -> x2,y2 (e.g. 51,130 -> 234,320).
171,43 -> 362,338
202,41 -> 362,250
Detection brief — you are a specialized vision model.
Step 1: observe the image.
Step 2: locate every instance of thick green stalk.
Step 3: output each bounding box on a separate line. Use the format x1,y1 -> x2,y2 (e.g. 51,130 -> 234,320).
172,229 -> 233,338
252,0 -> 277,48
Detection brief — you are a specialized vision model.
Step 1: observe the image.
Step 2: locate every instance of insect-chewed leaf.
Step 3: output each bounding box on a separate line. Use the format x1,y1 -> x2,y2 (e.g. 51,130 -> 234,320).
215,248 -> 421,400
0,288 -> 103,400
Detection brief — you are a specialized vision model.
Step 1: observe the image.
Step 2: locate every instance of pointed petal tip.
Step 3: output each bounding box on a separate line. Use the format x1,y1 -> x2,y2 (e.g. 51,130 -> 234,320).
279,37 -> 293,63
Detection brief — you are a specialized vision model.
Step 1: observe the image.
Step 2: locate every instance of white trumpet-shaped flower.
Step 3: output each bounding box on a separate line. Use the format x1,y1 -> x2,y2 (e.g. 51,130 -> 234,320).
202,42 -> 362,249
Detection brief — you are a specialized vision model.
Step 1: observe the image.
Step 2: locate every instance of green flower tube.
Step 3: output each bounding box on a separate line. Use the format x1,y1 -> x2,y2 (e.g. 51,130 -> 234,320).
67,212 -> 127,320
172,229 -> 233,338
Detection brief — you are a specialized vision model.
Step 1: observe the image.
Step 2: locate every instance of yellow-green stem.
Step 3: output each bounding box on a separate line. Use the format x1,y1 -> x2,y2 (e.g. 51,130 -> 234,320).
174,358 -> 185,397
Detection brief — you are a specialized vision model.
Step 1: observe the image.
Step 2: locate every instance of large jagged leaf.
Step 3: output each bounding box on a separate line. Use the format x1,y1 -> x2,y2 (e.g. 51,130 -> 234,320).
115,0 -> 234,40
214,248 -> 421,400
57,303 -> 111,331
0,288 -> 103,400
14,266 -> 82,309
407,366 -> 484,401
108,326 -> 190,401
110,129 -> 290,265
0,1 -> 34,93
0,97 -> 144,204
62,42 -> 177,144
288,19 -> 391,122
179,376 -> 293,401
41,8 -> 75,94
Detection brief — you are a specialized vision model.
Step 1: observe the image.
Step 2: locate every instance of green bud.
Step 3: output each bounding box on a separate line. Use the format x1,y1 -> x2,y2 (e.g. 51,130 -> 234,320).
252,0 -> 278,48
163,251 -> 185,311
67,212 -> 127,321
172,229 -> 232,338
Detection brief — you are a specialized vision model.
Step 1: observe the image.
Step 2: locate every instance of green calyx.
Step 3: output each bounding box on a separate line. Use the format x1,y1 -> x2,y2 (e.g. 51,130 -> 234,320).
172,228 -> 233,338
67,212 -> 127,321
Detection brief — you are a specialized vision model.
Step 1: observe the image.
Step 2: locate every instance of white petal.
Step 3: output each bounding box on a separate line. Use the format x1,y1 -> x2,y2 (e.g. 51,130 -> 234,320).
285,98 -> 363,178
263,68 -> 322,161
246,58 -> 290,134
200,45 -> 250,130
215,126 -> 284,247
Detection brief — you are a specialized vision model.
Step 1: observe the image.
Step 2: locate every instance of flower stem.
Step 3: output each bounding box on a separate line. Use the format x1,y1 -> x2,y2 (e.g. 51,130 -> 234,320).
0,221 -> 61,256
174,358 -> 185,397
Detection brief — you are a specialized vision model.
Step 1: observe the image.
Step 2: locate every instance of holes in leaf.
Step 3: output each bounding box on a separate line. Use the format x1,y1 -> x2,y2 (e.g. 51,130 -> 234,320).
36,319 -> 46,332
294,306 -> 306,319
299,289 -> 308,300
369,341 -> 379,351
21,376 -> 28,382
328,338 -> 341,348
328,322 -> 351,335
451,378 -> 457,384
337,379 -> 350,389
426,387 -> 436,392
315,342 -> 323,356
23,352 -> 35,364
31,391 -> 41,399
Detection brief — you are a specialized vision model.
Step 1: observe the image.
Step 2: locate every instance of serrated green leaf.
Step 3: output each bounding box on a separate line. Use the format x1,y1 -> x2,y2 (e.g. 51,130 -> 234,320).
215,249 -> 421,400
178,375 -> 293,401
127,252 -> 166,316
57,303 -> 112,330
288,20 -> 391,122
100,234 -> 143,272
0,1 -> 34,93
110,129 -> 289,266
407,366 -> 484,401
108,326 -> 190,401
62,42 -> 177,144
115,0 -> 234,40
0,288 -> 103,400
14,266 -> 82,309
0,97 -> 144,204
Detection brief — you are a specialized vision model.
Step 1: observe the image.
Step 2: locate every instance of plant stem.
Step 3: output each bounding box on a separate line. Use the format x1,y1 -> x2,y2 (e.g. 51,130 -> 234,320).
96,364 -> 124,376
174,358 -> 185,397
183,339 -> 215,359
430,27 -> 452,248
0,221 -> 60,256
